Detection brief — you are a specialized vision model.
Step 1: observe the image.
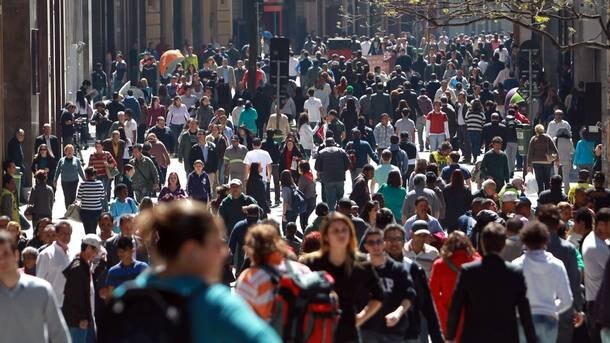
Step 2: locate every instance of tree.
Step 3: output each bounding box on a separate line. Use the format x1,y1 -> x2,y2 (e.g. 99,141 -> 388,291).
356,0 -> 609,50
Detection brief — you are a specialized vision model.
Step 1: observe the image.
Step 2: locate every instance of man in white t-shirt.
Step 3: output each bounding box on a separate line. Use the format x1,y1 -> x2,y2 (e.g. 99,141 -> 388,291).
124,109 -> 138,144
494,44 -> 509,63
582,208 -> 610,303
303,88 -> 325,126
243,137 -> 273,183
546,110 -> 571,138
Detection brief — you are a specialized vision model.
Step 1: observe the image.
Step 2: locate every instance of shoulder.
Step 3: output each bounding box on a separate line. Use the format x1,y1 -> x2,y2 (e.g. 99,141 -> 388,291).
19,274 -> 55,294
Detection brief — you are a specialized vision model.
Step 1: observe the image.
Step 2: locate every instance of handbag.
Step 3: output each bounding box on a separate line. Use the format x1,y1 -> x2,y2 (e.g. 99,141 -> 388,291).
106,165 -> 120,178
64,202 -> 82,222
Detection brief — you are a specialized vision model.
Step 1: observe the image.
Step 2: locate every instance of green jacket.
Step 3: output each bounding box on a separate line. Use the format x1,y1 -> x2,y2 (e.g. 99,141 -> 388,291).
480,149 -> 510,187
129,156 -> 159,190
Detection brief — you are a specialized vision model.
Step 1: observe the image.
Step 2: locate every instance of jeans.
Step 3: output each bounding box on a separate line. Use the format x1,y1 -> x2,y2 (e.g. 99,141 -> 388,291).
324,181 -> 344,211
217,161 -> 225,185
159,167 -> 167,186
69,327 -> 95,343
169,124 -> 184,155
468,130 -> 482,161
80,209 -> 102,234
519,314 -> 558,343
97,175 -> 111,203
62,180 -> 79,209
457,125 -> 471,160
505,142 -> 518,176
428,133 -> 446,152
360,330 -> 406,343
533,163 -> 553,194
269,164 -> 281,203
416,116 -> 426,151
300,197 -> 316,232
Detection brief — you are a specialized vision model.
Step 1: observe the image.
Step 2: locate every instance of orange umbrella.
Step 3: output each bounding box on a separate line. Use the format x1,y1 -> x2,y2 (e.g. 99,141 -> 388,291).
159,49 -> 185,77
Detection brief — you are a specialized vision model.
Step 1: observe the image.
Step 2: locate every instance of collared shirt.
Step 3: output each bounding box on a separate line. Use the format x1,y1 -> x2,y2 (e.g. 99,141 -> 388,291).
200,144 -> 209,162
404,242 -> 439,278
36,241 -> 71,305
0,274 -> 70,343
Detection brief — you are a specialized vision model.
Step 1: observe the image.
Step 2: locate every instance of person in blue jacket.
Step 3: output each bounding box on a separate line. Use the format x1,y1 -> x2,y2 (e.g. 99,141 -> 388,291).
187,159 -> 211,203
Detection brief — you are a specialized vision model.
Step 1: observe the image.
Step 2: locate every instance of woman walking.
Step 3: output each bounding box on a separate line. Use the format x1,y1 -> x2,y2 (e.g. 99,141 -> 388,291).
77,167 -> 106,234
53,144 -> 85,209
527,124 -> 558,193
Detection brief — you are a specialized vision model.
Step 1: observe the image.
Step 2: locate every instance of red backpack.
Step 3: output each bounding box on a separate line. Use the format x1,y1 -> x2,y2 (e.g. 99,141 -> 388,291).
261,261 -> 339,343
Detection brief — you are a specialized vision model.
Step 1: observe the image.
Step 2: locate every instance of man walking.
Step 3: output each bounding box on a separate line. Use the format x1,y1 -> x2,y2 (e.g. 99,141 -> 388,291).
480,136 -> 510,192
314,137 -> 350,210
0,232 -> 70,342
446,223 -> 536,343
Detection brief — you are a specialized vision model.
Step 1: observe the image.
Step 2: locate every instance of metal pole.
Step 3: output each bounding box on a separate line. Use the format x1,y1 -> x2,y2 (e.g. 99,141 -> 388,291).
245,0 -> 259,93
275,60 -> 281,130
528,49 -> 534,120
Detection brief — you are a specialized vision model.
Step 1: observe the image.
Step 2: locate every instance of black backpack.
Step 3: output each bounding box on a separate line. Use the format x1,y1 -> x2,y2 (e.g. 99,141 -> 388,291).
390,149 -> 404,172
100,282 -> 204,343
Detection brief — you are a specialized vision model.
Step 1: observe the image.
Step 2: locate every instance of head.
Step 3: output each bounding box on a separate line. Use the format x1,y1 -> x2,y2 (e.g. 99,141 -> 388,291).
55,221 -> 73,246
363,229 -> 385,257
0,232 -> 19,274
119,214 -> 136,236
491,136 -> 503,151
80,234 -> 102,262
136,201 -> 227,282
244,224 -> 288,265
229,179 -> 243,198
594,208 -> 610,240
415,196 -> 430,217
98,212 -> 114,235
193,160 -> 204,174
318,212 -> 358,258
440,231 -> 476,259
481,222 -> 506,254
536,204 -> 560,233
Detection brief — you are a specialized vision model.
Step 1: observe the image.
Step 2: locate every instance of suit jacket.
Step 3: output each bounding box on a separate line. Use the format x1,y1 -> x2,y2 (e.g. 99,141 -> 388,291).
217,66 -> 236,89
105,235 -> 149,267
102,139 -> 126,171
446,254 -> 536,343
35,135 -> 61,160
189,143 -> 219,174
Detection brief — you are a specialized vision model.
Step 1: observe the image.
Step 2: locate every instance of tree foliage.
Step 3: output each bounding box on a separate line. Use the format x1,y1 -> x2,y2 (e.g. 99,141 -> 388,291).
361,0 -> 610,50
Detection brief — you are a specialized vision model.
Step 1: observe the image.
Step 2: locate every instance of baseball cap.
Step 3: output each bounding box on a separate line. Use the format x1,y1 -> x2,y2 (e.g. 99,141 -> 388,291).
82,234 -> 102,250
229,179 -> 242,187
502,191 -> 518,203
412,220 -> 430,234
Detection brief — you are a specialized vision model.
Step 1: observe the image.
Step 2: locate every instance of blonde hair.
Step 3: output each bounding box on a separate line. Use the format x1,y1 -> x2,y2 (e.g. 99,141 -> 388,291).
534,124 -> 545,135
63,144 -> 74,153
303,212 -> 359,274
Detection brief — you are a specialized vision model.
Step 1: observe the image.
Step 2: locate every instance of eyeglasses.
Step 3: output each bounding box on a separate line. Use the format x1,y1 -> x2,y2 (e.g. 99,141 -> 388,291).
365,239 -> 384,246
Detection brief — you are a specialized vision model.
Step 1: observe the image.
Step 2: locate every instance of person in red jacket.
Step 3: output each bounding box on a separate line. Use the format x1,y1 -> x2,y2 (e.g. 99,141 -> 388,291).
429,231 -> 481,341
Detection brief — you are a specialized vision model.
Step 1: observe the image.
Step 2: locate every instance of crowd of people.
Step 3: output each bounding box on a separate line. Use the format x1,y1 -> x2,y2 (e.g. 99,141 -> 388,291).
0,28 -> 609,343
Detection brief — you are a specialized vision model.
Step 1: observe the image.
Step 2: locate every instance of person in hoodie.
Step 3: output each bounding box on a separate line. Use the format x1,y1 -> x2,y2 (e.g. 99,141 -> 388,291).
228,204 -> 261,274
62,234 -> 102,343
512,221 -> 573,343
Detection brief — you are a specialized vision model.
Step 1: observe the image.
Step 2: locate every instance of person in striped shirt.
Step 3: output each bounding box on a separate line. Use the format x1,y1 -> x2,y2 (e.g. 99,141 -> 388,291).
88,140 -> 116,202
76,167 -> 106,234
465,99 -> 487,162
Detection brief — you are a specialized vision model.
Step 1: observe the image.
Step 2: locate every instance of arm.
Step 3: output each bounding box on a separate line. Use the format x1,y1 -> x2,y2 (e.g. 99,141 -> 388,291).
444,120 -> 450,138
425,119 -> 431,139
555,264 -> 574,315
356,300 -> 383,327
44,285 -> 70,343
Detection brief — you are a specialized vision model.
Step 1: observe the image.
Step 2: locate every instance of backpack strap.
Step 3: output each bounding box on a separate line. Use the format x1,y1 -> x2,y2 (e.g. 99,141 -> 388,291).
259,264 -> 281,285
443,257 -> 461,273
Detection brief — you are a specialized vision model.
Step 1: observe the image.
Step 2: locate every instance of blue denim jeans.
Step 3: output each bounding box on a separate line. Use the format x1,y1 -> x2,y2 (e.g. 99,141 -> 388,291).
80,209 -> 102,235
428,133 -> 446,152
519,314 -> 558,343
69,327 -> 95,343
468,130 -> 482,161
324,181 -> 344,211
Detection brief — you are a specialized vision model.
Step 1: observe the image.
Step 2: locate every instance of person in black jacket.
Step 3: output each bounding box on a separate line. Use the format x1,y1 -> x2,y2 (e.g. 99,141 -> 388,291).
538,175 -> 569,206
62,234 -> 102,342
383,225 -> 444,343
350,164 -> 374,208
189,129 -> 219,177
447,222 -> 536,343
35,123 -> 62,161
245,163 -> 270,215
481,113 -> 507,151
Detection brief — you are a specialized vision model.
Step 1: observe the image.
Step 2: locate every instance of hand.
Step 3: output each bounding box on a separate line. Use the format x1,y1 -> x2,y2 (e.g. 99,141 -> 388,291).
79,320 -> 88,329
385,311 -> 401,327
355,312 -> 366,328
573,311 -> 585,328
